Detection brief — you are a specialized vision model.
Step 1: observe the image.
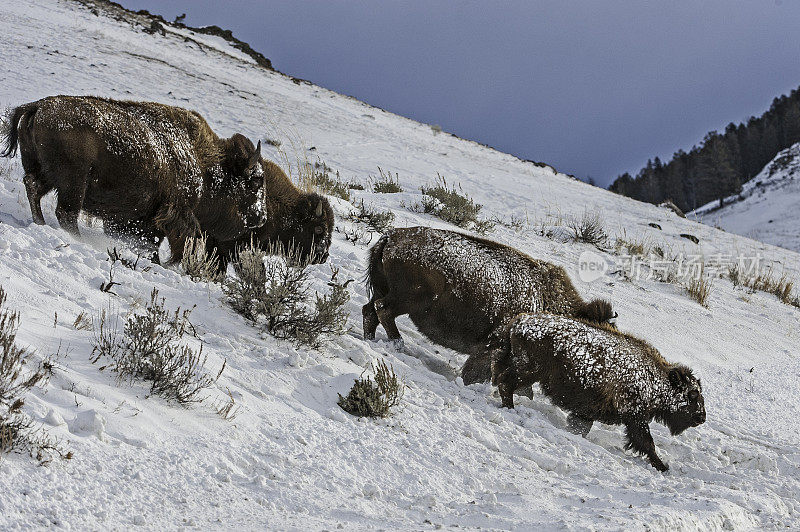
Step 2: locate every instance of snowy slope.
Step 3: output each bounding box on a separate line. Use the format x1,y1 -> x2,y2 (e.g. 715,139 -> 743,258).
2,1 -> 800,530
691,143 -> 800,253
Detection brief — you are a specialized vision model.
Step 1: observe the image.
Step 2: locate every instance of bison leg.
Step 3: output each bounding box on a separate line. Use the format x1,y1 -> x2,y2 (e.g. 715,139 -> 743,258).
157,207 -> 201,264
373,296 -> 404,348
624,420 -> 668,472
362,301 -> 380,341
462,350 -> 493,385
53,165 -> 90,236
566,413 -> 594,437
23,173 -> 50,225
497,377 -> 517,409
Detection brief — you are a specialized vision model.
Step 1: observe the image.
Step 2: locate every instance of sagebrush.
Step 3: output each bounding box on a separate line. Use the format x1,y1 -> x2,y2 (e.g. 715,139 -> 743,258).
417,174 -> 494,233
223,242 -> 350,348
372,167 -> 403,193
182,235 -> 223,282
0,287 -> 67,462
92,289 -> 215,404
338,359 -> 403,418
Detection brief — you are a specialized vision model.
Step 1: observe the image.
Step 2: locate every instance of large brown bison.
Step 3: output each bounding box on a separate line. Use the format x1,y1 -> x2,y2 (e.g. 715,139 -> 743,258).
362,227 -> 616,383
207,157 -> 335,271
1,96 -> 267,263
492,313 -> 706,471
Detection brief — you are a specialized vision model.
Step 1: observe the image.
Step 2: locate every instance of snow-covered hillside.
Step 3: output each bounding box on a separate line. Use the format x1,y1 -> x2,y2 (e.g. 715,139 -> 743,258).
691,143 -> 800,254
2,1 -> 800,529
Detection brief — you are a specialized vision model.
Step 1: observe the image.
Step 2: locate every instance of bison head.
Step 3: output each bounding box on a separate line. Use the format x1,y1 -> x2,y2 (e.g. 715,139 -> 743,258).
210,134 -> 268,240
663,365 -> 706,435
269,193 -> 334,264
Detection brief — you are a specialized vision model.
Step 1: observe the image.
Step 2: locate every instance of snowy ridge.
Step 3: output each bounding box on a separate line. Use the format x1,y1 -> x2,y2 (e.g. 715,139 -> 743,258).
690,143 -> 800,253
1,0 -> 800,529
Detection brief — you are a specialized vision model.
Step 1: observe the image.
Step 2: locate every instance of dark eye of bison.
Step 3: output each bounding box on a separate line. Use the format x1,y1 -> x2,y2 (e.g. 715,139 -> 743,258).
688,389 -> 699,401
314,226 -> 324,235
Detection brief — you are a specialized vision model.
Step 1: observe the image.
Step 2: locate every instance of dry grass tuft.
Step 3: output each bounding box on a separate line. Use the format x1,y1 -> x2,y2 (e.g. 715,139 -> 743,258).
569,211 -> 607,246
686,267 -> 713,307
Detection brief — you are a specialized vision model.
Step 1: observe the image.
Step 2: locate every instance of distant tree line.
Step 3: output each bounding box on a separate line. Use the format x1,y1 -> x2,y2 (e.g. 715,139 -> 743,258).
609,86 -> 800,212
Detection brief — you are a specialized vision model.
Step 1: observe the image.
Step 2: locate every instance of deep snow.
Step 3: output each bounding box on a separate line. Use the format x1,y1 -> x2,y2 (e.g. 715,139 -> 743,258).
1,1 -> 800,530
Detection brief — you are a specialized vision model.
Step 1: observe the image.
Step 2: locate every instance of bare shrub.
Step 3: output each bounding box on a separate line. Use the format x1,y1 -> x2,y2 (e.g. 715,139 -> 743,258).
417,174 -> 494,234
92,289 -> 215,405
223,242 -> 351,348
264,138 -> 281,148
569,211 -> 607,246
338,359 -> 403,418
0,287 -> 68,462
346,199 -> 395,233
372,167 -> 403,193
182,235 -> 223,282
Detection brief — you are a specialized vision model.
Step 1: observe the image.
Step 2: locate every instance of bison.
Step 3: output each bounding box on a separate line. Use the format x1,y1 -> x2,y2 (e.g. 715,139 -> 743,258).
491,313 -> 706,471
207,157 -> 335,271
1,95 -> 267,263
362,227 -> 616,383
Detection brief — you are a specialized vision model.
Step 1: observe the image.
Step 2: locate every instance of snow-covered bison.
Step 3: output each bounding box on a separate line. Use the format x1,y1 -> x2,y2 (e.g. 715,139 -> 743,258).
362,227 -> 616,383
1,96 -> 267,263
206,158 -> 334,271
492,313 -> 706,471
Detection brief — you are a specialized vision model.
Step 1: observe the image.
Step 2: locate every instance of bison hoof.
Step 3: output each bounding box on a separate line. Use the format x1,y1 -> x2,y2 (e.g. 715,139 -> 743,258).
364,332 -> 376,341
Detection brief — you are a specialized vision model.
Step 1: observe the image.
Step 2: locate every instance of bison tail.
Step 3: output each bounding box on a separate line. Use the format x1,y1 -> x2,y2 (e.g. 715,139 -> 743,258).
1,104 -> 36,158
364,233 -> 389,300
576,299 -> 616,326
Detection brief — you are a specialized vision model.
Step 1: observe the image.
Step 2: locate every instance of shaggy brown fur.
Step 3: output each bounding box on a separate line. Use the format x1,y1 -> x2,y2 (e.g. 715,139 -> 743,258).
491,313 -> 706,471
362,227 -> 616,383
1,96 -> 267,263
207,158 -> 335,270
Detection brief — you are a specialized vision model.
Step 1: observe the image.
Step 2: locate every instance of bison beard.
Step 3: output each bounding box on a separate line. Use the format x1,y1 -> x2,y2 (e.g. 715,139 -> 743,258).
1,96 -> 267,263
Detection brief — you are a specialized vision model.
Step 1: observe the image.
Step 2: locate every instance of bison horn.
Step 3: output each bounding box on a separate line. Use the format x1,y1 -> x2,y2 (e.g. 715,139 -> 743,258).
255,140 -> 261,155
315,200 -> 323,218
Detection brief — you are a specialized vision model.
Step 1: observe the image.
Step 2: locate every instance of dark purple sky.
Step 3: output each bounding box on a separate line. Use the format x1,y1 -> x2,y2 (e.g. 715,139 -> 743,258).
119,0 -> 800,186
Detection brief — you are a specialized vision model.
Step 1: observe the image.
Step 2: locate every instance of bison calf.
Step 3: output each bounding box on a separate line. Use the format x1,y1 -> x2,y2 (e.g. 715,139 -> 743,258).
492,313 -> 706,471
362,227 -> 615,383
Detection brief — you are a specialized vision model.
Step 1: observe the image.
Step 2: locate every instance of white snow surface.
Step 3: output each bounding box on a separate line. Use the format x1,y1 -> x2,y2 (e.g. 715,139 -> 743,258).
691,143 -> 800,253
1,1 -> 800,530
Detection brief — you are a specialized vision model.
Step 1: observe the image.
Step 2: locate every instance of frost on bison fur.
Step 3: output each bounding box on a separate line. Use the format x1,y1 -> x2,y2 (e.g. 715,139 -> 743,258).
492,314 -> 706,471
362,227 -> 616,383
207,158 -> 335,272
1,95 -> 267,263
